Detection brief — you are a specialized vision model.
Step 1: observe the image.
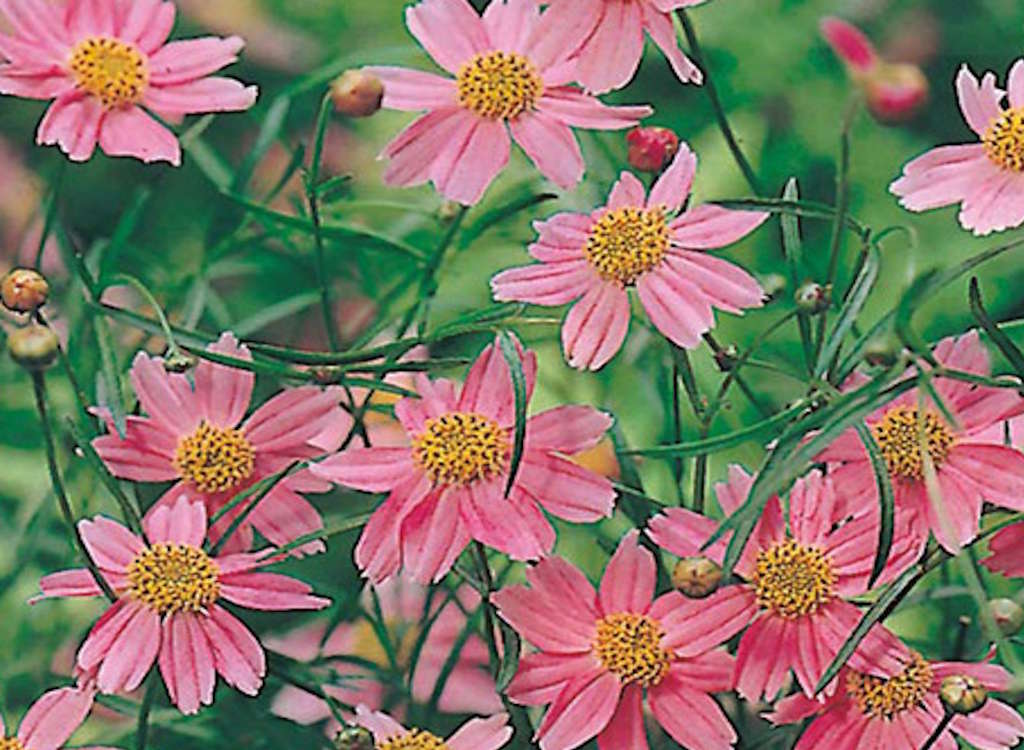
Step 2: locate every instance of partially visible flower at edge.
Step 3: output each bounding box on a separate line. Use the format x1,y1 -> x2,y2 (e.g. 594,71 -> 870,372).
354,705 -> 512,750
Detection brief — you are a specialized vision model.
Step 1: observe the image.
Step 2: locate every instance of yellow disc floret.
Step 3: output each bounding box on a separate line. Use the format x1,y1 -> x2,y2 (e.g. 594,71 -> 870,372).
412,412 -> 510,486
127,543 -> 221,616
456,50 -> 543,119
69,36 -> 149,108
378,729 -> 449,750
753,539 -> 837,619
593,612 -> 672,687
0,739 -> 25,750
174,421 -> 256,493
871,406 -> 955,482
984,108 -> 1024,172
584,207 -> 670,286
846,652 -> 934,718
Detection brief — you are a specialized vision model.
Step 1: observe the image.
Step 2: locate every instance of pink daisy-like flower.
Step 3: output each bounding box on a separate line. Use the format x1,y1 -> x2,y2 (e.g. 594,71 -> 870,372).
354,706 -> 512,750
92,332 -> 342,556
493,531 -> 738,750
0,685 -> 115,750
0,0 -> 258,165
369,0 -> 652,205
890,59 -> 1024,235
35,496 -> 330,715
268,576 -> 500,733
768,650 -> 1024,750
491,143 -> 768,370
535,0 -> 704,94
311,333 -> 616,583
818,331 -> 1024,554
647,466 -> 921,702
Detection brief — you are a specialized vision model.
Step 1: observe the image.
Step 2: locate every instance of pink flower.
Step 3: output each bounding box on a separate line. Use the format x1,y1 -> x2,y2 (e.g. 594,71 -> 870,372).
647,466 -> 920,702
890,59 -> 1024,235
35,496 -> 330,715
535,0 -> 704,94
0,686 -> 114,750
491,144 -> 768,370
767,651 -> 1024,750
983,521 -> 1024,578
0,0 -> 257,165
369,0 -> 652,205
311,334 -> 616,583
818,331 -> 1024,554
493,532 -> 738,750
354,706 -> 512,750
268,576 -> 501,732
92,332 -> 342,556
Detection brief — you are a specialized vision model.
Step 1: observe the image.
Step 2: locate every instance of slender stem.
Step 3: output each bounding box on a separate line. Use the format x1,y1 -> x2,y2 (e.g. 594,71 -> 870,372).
670,362 -> 685,495
306,92 -> 341,351
134,677 -> 157,750
403,205 -> 469,337
919,711 -> 954,750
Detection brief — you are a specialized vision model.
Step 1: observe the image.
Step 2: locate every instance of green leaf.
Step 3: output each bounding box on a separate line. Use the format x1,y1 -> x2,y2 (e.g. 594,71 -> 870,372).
496,620 -> 522,692
814,243 -> 880,379
969,276 -> 1024,379
712,197 -> 869,238
781,178 -> 815,374
855,422 -> 894,588
459,191 -> 558,249
94,316 -> 126,438
497,331 -> 528,497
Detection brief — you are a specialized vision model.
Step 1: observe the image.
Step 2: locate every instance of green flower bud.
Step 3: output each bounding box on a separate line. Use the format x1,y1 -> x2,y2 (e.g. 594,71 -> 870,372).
939,674 -> 988,715
8,325 -> 59,371
672,556 -> 723,599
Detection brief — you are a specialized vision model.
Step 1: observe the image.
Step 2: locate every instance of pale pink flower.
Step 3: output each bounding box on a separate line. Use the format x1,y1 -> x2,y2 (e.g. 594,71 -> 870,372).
818,331 -> 1024,554
267,576 -> 500,732
369,0 -> 652,205
35,496 -> 330,715
311,334 -> 616,583
92,332 -> 342,556
0,0 -> 257,165
647,467 -> 920,702
491,144 -> 768,370
890,59 -> 1024,235
493,531 -> 737,750
0,686 -> 114,750
768,651 -> 1024,750
354,706 -> 512,750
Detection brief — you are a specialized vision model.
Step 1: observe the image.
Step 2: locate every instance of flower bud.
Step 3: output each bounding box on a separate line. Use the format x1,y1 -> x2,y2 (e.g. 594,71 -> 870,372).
672,556 -> 723,599
713,344 -> 739,373
863,332 -> 904,368
163,350 -> 196,374
7,325 -> 59,371
311,365 -> 344,385
330,69 -> 384,118
334,726 -> 374,750
626,126 -> 679,173
939,674 -> 988,715
795,281 -> 831,315
760,273 -> 788,301
988,598 -> 1024,637
2,268 -> 49,313
437,200 -> 462,222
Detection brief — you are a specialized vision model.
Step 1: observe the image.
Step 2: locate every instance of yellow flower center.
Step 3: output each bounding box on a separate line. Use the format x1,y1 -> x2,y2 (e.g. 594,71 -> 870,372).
69,36 -> 149,108
0,739 -> 25,750
174,421 -> 256,493
846,652 -> 934,718
592,612 -> 671,687
412,412 -> 510,486
584,207 -> 670,286
983,107 -> 1024,171
871,406 -> 955,482
753,539 -> 836,619
127,543 -> 221,616
378,729 -> 449,750
456,50 -> 543,120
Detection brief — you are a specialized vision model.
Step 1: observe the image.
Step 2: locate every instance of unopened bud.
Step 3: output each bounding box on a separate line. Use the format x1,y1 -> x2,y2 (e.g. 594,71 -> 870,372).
330,69 -> 384,118
863,332 -> 904,368
311,365 -> 344,385
713,344 -> 740,372
626,126 -> 680,173
334,725 -> 374,750
2,268 -> 49,313
672,556 -> 723,599
8,325 -> 59,371
939,674 -> 987,715
163,350 -> 196,374
795,281 -> 831,314
438,200 -> 462,222
760,273 -> 788,301
988,598 -> 1024,636
861,63 -> 929,124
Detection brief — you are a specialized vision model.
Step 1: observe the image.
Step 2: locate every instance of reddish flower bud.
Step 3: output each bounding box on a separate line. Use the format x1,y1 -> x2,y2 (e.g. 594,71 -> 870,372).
2,267 -> 49,313
821,17 -> 878,73
626,126 -> 679,173
330,69 -> 384,118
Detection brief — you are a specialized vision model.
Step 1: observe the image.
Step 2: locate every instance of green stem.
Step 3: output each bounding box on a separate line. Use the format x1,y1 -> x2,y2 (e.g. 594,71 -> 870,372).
919,711 -> 953,750
134,678 -> 157,750
403,205 -> 469,337
306,92 -> 341,351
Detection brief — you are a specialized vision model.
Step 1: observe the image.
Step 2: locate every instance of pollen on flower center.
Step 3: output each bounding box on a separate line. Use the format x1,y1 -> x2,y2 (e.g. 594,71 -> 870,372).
378,729 -> 449,750
0,738 -> 25,750
456,50 -> 543,120
174,421 -> 256,493
592,612 -> 672,687
871,406 -> 955,482
753,539 -> 837,619
412,412 -> 510,486
69,36 -> 149,108
127,543 -> 221,616
846,652 -> 934,718
983,108 -> 1024,171
584,207 -> 670,286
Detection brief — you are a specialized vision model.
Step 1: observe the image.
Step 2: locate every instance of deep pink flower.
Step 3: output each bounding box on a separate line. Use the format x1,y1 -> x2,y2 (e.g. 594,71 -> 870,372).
818,332 -> 1024,554
311,334 -> 616,583
983,520 -> 1024,578
0,0 -> 257,165
493,531 -> 737,750
92,332 -> 342,556
890,59 -> 1024,235
0,686 -> 113,750
354,706 -> 512,750
369,0 -> 652,205
491,144 -> 768,370
768,651 -> 1024,750
35,496 -> 330,715
647,466 -> 920,702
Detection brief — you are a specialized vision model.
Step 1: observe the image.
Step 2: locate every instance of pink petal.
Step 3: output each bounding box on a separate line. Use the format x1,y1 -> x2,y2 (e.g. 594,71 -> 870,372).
646,507 -> 723,562
509,109 -> 584,190
158,613 -> 216,715
312,447 -> 415,492
17,687 -> 93,750
525,555 -> 600,622
664,252 -> 764,313
596,683 -> 645,750
734,613 -> 793,701
202,604 -> 266,696
382,107 -> 469,189
491,260 -> 594,306
36,93 -> 103,162
481,0 -> 536,53
523,0 -> 601,72
1009,58 -> 1024,109
636,263 -> 714,349
507,651 -> 600,705
368,64 -> 456,111
607,171 -> 647,209
405,0 -> 490,74
537,87 -> 652,129
0,0 -> 70,59
36,569 -> 110,600
248,483 -> 326,557
946,443 -> 1024,510
144,495 -> 207,547
889,144 -> 993,211
458,482 -> 555,561
537,671 -> 621,750
561,281 -> 630,370
91,417 -> 178,482
648,143 -> 697,213
493,585 -> 596,653
642,4 -> 702,84
95,600 -> 162,693
659,585 -> 757,656
516,451 -> 616,522
66,0 -> 115,37
526,405 -> 612,454
447,713 -> 513,750
194,332 -> 254,429
118,0 -> 175,54
952,698 -> 1024,749
394,373 -> 459,433
983,521 -> 1024,577
574,2 -> 643,93
355,477 -> 433,583
820,17 -> 878,72
430,116 -> 510,205
128,350 -> 200,435
459,333 -> 536,425
354,705 -> 407,742
144,77 -> 258,115
956,65 -> 1004,136
400,491 -> 472,583
669,204 -> 770,249
243,386 -> 339,454
668,649 -> 735,693
648,681 -> 737,750
598,530 -> 654,615
219,571 -> 330,611
958,166 -> 1024,236
148,36 -> 246,86
79,516 -> 144,572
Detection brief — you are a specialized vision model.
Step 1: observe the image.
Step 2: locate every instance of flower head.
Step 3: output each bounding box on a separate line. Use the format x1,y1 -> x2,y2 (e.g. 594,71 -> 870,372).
353,707 -> 511,750
0,0 -> 258,165
35,496 -> 330,714
491,143 -> 768,370
0,686 -> 99,750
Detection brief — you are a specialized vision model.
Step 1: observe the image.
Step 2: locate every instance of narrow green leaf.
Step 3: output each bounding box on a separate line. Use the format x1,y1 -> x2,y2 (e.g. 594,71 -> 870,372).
94,316 -> 126,438
969,276 -> 1024,379
712,197 -> 869,238
497,331 -> 528,498
66,418 -> 144,535
459,191 -> 558,248
815,243 -> 880,378
855,422 -> 894,588
495,620 -> 522,691
781,179 -> 815,374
